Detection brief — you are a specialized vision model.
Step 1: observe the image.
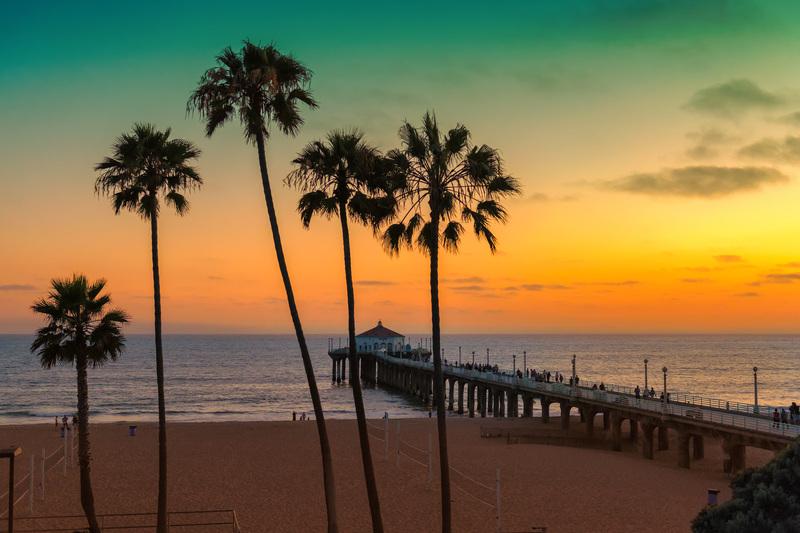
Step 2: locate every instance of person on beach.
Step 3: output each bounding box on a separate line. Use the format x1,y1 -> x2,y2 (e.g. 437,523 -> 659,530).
55,416 -> 58,428
72,415 -> 78,430
293,411 -> 296,421
62,414 -> 68,428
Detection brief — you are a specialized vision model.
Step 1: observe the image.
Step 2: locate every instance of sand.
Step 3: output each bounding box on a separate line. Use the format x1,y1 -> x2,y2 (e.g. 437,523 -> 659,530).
0,416 -> 775,532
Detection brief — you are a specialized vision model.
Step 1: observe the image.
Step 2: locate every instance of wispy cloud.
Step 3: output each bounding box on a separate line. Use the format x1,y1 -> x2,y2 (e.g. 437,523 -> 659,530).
527,192 -> 580,203
714,254 -> 743,263
738,136 -> 800,164
574,280 -> 641,286
683,266 -> 712,272
451,285 -> 485,291
443,276 -> 486,284
734,292 -> 759,297
520,284 -> 571,291
778,262 -> 800,268
685,128 -> 739,160
208,276 -> 224,281
598,166 -> 789,198
682,79 -> 785,118
762,273 -> 800,284
0,284 -> 35,290
356,280 -> 396,286
681,278 -> 713,283
776,111 -> 800,127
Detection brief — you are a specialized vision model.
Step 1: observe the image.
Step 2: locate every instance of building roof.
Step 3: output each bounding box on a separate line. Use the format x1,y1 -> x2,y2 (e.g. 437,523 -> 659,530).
356,320 -> 404,338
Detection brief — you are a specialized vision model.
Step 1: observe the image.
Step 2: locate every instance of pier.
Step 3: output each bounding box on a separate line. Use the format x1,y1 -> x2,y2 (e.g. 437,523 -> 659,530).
357,352 -> 799,473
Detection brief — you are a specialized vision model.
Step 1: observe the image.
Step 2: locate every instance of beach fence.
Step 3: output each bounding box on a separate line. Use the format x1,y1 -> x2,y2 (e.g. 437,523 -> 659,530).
10,510 -> 242,533
365,417 -> 532,532
0,440 -> 80,523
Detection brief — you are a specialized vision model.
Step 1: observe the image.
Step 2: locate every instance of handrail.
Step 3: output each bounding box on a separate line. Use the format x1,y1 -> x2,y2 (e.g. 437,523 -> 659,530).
373,352 -> 800,440
11,510 -> 241,533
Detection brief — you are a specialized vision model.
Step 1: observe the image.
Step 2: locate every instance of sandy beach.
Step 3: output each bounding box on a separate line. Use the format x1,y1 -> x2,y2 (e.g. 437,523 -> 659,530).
0,416 -> 775,532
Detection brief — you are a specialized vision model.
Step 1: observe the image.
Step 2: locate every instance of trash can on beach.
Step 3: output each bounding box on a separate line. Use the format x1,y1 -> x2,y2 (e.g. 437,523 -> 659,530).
708,489 -> 720,507
129,426 -> 137,436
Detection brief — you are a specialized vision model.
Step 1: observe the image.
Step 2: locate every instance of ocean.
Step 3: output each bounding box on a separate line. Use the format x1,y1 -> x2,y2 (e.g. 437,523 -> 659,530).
1,334 -> 798,425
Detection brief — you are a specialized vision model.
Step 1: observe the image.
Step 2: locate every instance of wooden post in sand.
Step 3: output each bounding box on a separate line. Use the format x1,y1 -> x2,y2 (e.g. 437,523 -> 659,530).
496,468 -> 501,533
70,426 -> 75,468
40,448 -> 44,500
29,454 -> 33,511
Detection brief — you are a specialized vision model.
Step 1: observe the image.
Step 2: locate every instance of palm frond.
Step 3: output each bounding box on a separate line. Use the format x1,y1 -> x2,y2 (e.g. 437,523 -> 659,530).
441,221 -> 463,253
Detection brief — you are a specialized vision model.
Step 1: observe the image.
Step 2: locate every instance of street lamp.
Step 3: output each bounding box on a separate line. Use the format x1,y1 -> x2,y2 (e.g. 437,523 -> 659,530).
523,351 -> 527,376
662,366 -> 668,419
2,446 -> 22,533
571,354 -> 577,397
459,347 -> 461,367
753,366 -> 759,414
472,351 -> 475,366
644,359 -> 648,390
487,348 -> 490,366
513,354 -> 516,374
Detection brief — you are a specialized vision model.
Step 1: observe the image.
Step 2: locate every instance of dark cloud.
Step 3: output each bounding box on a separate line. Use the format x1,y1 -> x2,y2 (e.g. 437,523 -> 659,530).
682,79 -> 785,118
778,262 -> 800,268
714,254 -> 743,263
762,273 -> 800,284
681,278 -> 713,283
574,281 -> 640,286
738,136 -> 800,164
599,166 -> 789,198
520,284 -> 571,291
776,111 -> 800,127
734,292 -> 759,297
527,192 -> 580,202
0,284 -> 35,290
355,280 -> 396,286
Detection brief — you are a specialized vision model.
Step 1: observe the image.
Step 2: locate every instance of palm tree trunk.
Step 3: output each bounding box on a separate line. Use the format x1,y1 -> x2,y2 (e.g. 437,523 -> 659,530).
150,194 -> 168,533
429,208 -> 451,533
76,348 -> 101,533
255,133 -> 338,532
340,201 -> 384,532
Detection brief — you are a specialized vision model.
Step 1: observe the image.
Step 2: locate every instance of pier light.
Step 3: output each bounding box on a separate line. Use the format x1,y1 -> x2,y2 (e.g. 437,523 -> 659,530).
571,354 -> 577,397
513,353 -> 516,374
487,348 -> 490,366
2,446 -> 21,533
661,366 -> 668,419
644,359 -> 648,390
472,351 -> 475,366
459,347 -> 461,366
523,351 -> 527,375
753,367 -> 759,414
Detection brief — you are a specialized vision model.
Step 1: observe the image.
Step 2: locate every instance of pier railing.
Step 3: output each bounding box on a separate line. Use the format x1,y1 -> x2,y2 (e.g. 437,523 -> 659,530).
373,353 -> 800,439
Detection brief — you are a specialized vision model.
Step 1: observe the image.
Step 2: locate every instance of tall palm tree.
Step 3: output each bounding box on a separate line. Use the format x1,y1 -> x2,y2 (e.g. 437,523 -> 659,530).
187,41 -> 340,531
381,112 -> 521,533
94,123 -> 202,533
287,129 -> 393,533
30,274 -> 128,533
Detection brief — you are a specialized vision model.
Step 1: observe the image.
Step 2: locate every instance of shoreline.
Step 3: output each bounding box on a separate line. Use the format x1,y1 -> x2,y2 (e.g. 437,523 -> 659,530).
0,417 -> 776,532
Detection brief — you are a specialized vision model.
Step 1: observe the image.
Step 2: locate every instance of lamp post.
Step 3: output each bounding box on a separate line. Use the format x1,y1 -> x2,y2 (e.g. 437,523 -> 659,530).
472,351 -> 475,366
523,351 -> 527,376
459,347 -> 461,367
2,446 -> 22,533
644,358 -> 648,390
487,348 -> 490,366
513,354 -> 516,374
571,354 -> 577,397
662,366 -> 668,419
753,367 -> 759,414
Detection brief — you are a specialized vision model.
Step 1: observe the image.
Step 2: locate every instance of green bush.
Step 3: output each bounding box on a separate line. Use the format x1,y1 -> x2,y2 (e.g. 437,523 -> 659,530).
692,438 -> 800,532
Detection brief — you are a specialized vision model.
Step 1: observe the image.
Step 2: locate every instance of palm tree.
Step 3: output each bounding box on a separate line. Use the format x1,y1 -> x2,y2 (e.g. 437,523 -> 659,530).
187,41 -> 340,531
381,111 -> 521,533
287,129 -> 393,533
94,123 -> 202,533
30,274 -> 129,533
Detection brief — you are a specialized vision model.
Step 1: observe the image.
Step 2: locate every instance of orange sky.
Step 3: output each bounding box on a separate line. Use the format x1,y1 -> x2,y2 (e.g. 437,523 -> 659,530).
2,2 -> 800,334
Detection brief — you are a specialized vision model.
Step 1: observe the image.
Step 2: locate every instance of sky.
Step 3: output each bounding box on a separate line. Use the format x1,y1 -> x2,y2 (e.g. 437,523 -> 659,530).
2,0 -> 800,334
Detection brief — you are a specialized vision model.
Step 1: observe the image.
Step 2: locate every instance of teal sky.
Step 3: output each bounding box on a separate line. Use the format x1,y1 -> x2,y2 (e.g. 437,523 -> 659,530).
3,1 -> 800,334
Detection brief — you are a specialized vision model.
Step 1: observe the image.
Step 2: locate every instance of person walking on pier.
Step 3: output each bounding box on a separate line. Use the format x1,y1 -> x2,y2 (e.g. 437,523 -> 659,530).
635,386 -> 641,400
773,409 -> 780,428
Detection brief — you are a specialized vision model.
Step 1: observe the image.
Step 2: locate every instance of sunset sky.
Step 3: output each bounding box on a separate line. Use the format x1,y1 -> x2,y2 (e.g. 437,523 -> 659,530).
2,0 -> 800,334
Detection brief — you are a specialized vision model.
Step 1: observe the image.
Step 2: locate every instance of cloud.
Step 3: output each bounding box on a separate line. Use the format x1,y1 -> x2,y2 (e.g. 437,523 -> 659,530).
734,292 -> 759,297
762,273 -> 800,284
776,111 -> 800,127
574,280 -> 640,286
208,276 -> 224,281
527,192 -> 580,202
714,254 -> 743,263
599,166 -> 790,198
685,128 -> 739,160
442,276 -> 486,284
520,284 -> 571,291
738,136 -> 800,164
0,284 -> 35,290
503,286 -> 519,291
513,63 -> 594,93
681,278 -> 713,283
451,285 -> 485,291
355,280 -> 396,286
778,262 -> 800,268
683,79 -> 785,118
683,266 -> 712,272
